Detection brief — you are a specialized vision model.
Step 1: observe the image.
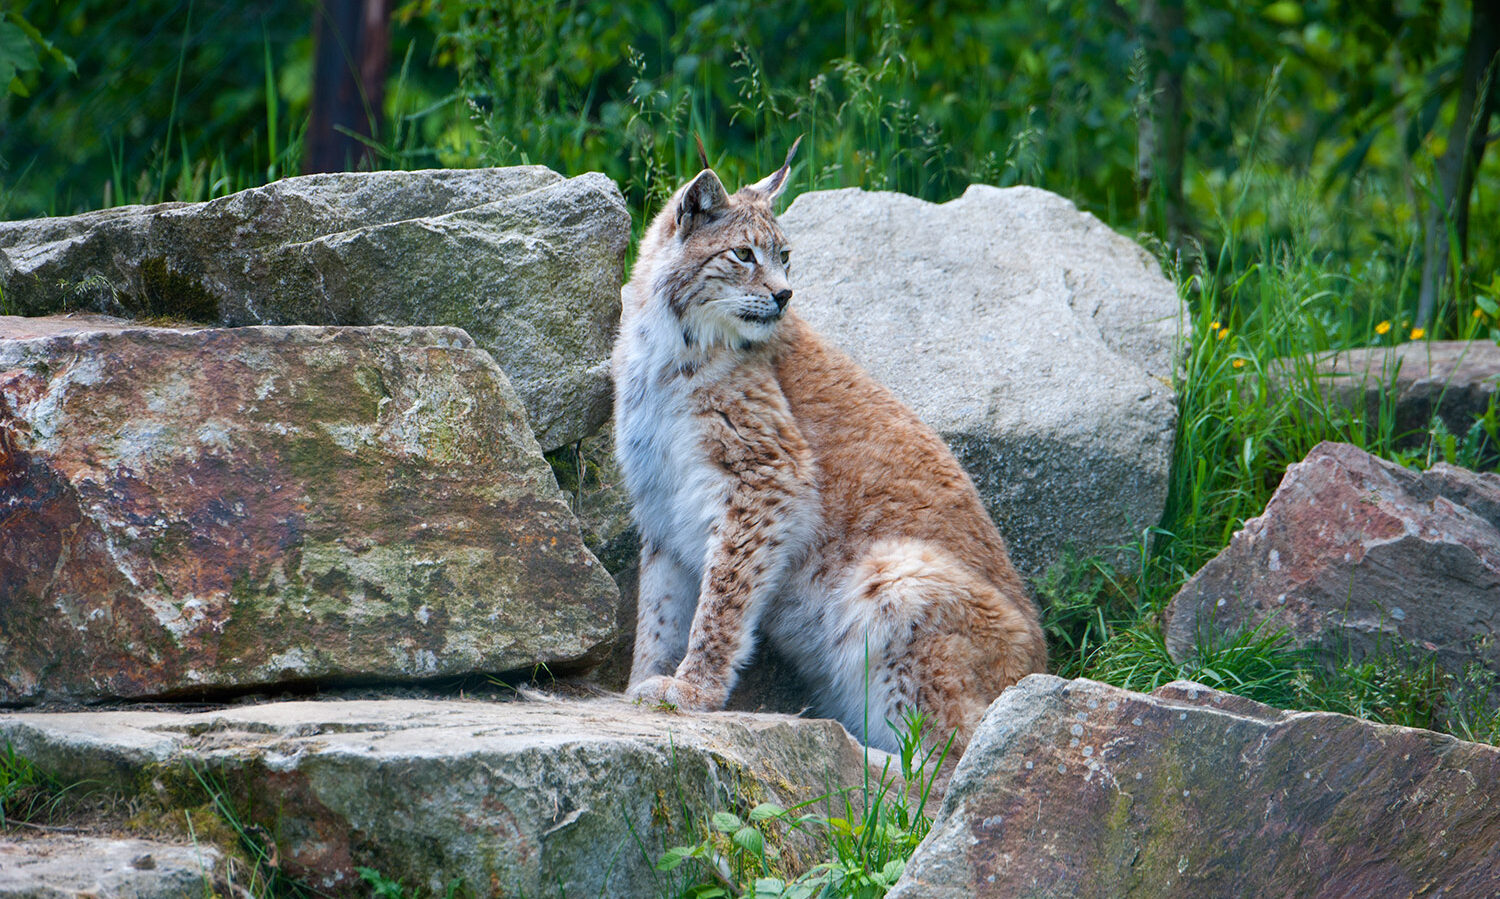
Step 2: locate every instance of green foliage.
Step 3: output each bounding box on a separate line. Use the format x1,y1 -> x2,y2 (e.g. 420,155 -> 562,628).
0,9 -> 74,97
1037,550 -> 1137,679
1293,649 -> 1451,731
1444,660 -> 1500,744
12,0 -> 1496,326
358,866 -> 466,899
1032,151 -> 1500,741
655,710 -> 949,898
0,742 -> 74,827
190,764 -> 313,898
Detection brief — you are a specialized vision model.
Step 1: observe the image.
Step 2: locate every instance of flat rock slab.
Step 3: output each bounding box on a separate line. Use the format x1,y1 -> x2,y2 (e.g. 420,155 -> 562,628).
1164,441 -> 1500,674
0,697 -> 871,897
1286,340 -> 1500,446
0,318 -> 619,702
0,836 -> 221,898
781,185 -> 1181,580
889,674 -> 1500,898
0,167 -> 629,449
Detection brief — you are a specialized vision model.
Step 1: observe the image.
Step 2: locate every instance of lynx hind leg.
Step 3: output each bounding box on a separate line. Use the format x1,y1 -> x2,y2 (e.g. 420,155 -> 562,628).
827,539 -> 1046,757
629,542 -> 700,689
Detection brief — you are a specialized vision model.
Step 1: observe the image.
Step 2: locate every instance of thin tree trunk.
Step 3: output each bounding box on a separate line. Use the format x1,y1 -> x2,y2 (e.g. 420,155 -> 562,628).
305,0 -> 391,175
1416,2 -> 1499,329
1138,0 -> 1188,242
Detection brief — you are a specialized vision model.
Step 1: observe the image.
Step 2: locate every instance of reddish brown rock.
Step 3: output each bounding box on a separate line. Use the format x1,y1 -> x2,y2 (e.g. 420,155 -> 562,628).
889,675 -> 1500,899
0,316 -> 619,702
1284,340 -> 1500,447
1164,441 -> 1500,674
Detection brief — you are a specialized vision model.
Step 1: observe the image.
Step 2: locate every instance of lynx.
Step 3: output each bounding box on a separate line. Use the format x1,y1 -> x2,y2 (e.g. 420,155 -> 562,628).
614,144 -> 1046,756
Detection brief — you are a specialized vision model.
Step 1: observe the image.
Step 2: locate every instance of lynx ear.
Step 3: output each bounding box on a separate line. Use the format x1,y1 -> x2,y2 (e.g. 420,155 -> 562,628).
676,169 -> 729,237
747,135 -> 802,201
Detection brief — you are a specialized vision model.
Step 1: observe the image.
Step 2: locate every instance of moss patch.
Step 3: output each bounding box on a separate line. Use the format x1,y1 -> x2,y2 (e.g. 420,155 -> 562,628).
131,256 -> 220,322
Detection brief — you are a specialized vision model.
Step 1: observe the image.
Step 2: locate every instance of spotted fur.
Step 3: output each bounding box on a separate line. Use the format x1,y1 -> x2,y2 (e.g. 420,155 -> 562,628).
613,154 -> 1047,756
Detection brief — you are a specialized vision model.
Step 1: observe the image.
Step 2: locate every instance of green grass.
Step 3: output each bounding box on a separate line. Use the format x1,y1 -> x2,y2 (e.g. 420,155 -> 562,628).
654,710 -> 949,899
189,763 -> 313,899
0,741 -> 79,828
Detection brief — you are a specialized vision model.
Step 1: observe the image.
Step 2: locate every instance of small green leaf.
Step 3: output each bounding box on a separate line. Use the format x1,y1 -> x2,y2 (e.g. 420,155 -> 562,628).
749,801 -> 785,821
1262,2 -> 1304,26
732,824 -> 765,856
710,810 -> 743,832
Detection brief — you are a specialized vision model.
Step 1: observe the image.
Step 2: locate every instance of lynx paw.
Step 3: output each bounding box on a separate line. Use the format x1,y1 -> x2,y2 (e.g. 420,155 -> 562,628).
628,674 -> 722,711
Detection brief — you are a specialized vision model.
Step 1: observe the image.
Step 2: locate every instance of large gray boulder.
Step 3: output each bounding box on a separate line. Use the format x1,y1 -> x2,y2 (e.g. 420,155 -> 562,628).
1164,441 -> 1500,676
0,697 -> 872,897
0,315 -> 619,702
0,168 -> 627,450
781,185 -> 1181,579
890,675 -> 1500,898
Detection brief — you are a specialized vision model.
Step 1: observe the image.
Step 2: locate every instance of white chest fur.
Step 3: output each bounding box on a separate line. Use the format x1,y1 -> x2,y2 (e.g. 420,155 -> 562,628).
614,318 -> 727,575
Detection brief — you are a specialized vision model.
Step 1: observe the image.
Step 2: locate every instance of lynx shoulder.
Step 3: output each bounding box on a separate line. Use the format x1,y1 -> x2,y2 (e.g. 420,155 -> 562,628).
612,147 -> 1046,756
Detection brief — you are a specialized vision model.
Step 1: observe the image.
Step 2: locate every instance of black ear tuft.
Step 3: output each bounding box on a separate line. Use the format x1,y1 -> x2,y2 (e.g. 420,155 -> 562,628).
747,135 -> 802,201
676,169 -> 729,236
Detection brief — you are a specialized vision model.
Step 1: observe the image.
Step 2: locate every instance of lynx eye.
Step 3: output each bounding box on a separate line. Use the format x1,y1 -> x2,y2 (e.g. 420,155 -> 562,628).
732,247 -> 755,263
779,249 -> 790,266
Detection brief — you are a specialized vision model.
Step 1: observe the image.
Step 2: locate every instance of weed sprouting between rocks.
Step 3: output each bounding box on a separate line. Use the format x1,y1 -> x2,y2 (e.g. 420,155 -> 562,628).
653,709 -> 950,899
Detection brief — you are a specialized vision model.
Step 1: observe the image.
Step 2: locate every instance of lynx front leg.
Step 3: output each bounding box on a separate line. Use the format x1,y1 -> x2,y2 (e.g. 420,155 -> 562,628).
629,524 -> 780,710
628,541 -> 700,689
636,424 -> 816,709
632,474 -> 817,713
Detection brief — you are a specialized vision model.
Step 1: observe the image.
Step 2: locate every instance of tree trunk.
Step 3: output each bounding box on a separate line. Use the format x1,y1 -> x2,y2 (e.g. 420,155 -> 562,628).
304,0 -> 391,175
1138,0 -> 1188,243
1416,2 -> 1499,329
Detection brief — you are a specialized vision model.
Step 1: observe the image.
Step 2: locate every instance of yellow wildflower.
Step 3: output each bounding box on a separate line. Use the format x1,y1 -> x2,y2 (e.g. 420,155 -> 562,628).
1232,358 -> 1246,369
1475,309 -> 1485,319
1210,320 -> 1221,330
1410,327 -> 1426,340
1216,326 -> 1230,340
1375,320 -> 1391,335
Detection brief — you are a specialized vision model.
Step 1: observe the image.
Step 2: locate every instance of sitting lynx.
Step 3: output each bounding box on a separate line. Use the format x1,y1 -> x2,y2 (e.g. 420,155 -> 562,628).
614,144 -> 1046,755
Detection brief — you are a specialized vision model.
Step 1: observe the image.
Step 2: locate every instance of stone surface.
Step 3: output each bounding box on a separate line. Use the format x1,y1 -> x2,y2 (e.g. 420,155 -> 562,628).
1283,340 -> 1500,448
780,185 -> 1181,580
0,167 -> 629,449
0,697 -> 872,897
0,836 -> 221,898
889,674 -> 1500,899
1163,441 -> 1500,674
0,317 -> 619,702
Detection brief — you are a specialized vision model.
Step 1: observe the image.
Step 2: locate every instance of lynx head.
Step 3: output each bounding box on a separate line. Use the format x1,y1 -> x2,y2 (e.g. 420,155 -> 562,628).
639,139 -> 801,350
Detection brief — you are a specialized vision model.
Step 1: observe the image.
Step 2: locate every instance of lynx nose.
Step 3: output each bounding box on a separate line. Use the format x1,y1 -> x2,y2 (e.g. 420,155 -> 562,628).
773,289 -> 792,311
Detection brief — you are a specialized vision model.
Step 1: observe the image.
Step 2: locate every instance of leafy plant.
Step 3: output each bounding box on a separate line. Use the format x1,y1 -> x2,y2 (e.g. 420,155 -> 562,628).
655,709 -> 950,898
0,9 -> 74,97
358,866 -> 466,899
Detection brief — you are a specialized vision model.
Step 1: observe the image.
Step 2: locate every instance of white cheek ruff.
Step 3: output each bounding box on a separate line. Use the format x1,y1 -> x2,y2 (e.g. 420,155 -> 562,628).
684,295 -> 782,348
